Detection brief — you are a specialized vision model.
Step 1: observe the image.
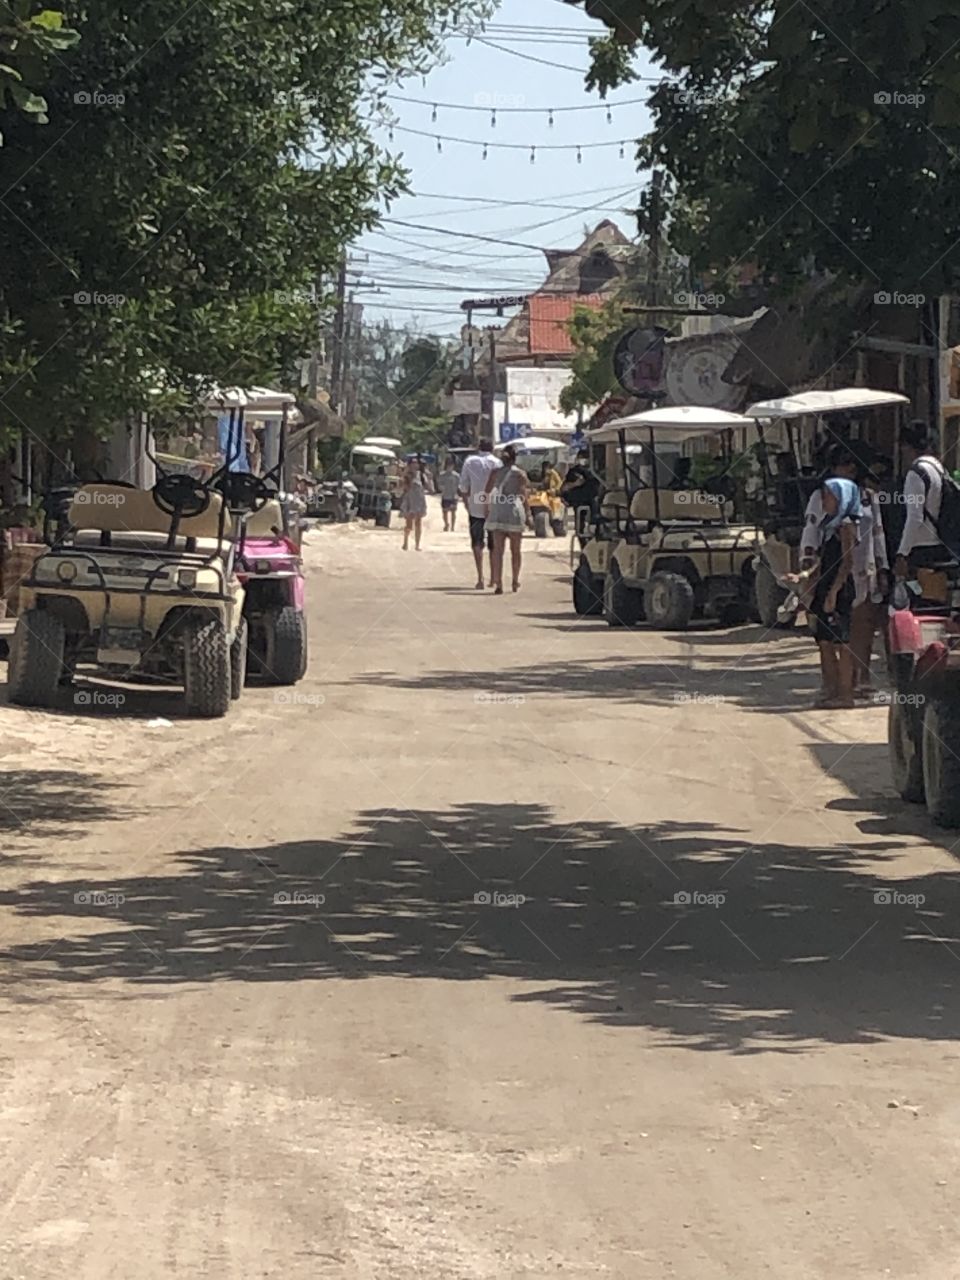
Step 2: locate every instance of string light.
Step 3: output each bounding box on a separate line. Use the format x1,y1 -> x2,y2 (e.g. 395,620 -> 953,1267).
383,123 -> 634,156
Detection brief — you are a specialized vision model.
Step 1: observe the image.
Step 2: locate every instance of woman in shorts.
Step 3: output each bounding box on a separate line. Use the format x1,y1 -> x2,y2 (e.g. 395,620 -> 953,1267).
400,460 -> 427,551
438,456 -> 461,532
484,444 -> 529,593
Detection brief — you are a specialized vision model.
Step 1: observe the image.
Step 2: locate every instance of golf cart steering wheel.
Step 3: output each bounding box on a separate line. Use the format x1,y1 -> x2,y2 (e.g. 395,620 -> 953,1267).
152,474 -> 211,519
217,472 -> 272,514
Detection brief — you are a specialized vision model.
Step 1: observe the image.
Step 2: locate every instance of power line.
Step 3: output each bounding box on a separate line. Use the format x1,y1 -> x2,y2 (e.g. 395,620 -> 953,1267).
466,37 -> 589,74
382,218 -> 640,255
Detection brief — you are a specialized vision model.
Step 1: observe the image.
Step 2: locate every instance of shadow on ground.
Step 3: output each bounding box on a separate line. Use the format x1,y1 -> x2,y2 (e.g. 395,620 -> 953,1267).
349,638 -> 826,712
0,768 -> 129,840
3,803 -> 959,1053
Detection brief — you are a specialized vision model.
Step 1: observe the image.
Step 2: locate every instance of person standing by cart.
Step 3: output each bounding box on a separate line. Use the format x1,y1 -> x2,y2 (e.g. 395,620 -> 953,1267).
438,456 -> 461,533
800,446 -> 862,708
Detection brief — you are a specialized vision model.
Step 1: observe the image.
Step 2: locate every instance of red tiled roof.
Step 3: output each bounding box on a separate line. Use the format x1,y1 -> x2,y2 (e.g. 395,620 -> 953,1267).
527,292 -> 604,356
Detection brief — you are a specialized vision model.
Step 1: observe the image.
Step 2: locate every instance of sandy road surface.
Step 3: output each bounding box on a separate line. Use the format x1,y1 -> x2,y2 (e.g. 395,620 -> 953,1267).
2,504 -> 960,1279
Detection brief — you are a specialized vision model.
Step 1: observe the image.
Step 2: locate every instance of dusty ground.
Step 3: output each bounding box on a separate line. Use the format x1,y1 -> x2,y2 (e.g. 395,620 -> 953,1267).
2,501 -> 960,1279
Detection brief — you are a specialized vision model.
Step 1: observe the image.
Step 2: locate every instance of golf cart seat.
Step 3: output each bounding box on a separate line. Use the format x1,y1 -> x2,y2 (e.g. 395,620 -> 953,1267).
69,484 -> 234,548
629,488 -> 727,523
599,489 -> 629,525
244,499 -> 284,538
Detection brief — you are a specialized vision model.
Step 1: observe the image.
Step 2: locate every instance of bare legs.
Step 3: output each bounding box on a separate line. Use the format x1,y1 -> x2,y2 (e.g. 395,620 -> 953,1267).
490,531 -> 506,593
817,641 -> 855,708
849,600 -> 877,693
403,515 -> 423,550
472,541 -> 484,588
508,531 -> 522,591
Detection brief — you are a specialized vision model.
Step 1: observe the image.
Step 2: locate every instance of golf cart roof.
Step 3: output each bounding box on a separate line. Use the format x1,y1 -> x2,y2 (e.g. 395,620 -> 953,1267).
590,405 -> 753,445
351,444 -> 397,460
745,387 -> 910,419
495,435 -> 566,452
364,435 -> 403,448
204,385 -> 297,412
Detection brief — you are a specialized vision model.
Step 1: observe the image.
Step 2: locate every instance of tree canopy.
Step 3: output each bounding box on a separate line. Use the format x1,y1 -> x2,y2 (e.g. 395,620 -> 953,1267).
568,0 -> 960,298
0,0 -> 486,453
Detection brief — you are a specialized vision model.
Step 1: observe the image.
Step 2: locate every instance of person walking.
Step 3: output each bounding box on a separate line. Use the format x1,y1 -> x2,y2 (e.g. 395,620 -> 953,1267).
484,443 -> 529,594
400,459 -> 427,551
849,462 -> 889,698
459,438 -> 500,589
895,423 -> 948,575
438,456 -> 461,532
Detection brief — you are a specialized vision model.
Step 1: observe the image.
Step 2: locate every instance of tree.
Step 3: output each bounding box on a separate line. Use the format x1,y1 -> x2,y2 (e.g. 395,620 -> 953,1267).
351,323 -> 457,449
567,0 -> 960,297
0,0 -> 488,462
0,4 -> 79,144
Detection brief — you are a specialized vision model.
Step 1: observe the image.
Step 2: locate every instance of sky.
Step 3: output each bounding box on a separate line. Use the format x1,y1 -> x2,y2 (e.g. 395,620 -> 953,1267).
355,0 -> 659,337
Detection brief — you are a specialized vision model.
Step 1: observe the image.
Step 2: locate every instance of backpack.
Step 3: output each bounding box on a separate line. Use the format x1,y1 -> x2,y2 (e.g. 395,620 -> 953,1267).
912,458 -> 960,558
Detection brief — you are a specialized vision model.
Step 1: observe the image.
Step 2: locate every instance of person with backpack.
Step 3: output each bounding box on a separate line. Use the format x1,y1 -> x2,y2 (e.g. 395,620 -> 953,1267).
894,424 -> 960,575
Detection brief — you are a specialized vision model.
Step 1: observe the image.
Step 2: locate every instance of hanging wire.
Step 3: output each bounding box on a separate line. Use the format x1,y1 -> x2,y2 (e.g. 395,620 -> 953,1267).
384,92 -> 654,112
383,124 -> 635,153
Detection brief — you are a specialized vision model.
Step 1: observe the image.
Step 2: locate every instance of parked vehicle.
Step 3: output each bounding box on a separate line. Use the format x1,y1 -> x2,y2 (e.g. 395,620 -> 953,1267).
745,388 -> 909,627
574,406 -> 761,629
9,472 -> 259,717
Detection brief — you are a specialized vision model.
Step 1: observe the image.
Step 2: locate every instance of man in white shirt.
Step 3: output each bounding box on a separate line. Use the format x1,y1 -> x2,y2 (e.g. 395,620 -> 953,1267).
459,438 -> 501,589
895,424 -> 944,575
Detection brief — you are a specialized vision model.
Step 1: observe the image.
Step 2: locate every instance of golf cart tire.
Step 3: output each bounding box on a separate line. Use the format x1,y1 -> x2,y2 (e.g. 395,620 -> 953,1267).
604,561 -> 644,628
645,572 -> 695,631
573,556 -> 603,617
7,609 -> 65,708
551,518 -> 566,538
230,616 -> 248,701
755,560 -> 794,629
922,696 -> 960,826
889,697 -> 924,803
182,614 -> 230,718
267,605 -> 307,686
533,510 -> 549,538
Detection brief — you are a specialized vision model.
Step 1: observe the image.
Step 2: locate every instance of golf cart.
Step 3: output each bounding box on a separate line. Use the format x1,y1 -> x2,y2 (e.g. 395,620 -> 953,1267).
226,389 -> 308,686
496,436 -> 567,538
350,444 -> 396,526
745,388 -> 909,627
575,407 -> 762,629
8,466 -> 263,718
888,562 -> 960,827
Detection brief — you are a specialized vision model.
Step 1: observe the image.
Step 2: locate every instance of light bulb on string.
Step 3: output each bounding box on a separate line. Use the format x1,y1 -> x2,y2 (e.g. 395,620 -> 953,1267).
606,106 -> 612,124
576,146 -> 583,164
491,109 -> 496,128
436,136 -> 442,153
482,143 -> 488,161
431,104 -> 437,123
388,125 -> 394,142
548,109 -> 554,128
530,145 -> 536,164
619,143 -> 625,159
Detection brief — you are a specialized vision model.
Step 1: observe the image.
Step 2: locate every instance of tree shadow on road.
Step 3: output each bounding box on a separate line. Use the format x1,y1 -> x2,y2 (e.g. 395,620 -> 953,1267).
3,802 -> 959,1054
0,768 -> 129,841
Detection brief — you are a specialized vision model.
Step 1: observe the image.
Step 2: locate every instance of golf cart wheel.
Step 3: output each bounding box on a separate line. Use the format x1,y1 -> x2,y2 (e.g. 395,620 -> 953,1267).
755,560 -> 794,629
573,556 -> 603,617
7,609 -> 65,708
533,510 -> 549,538
230,616 -> 248,701
889,697 -> 924,803
922,696 -> 960,826
551,517 -> 566,538
645,572 -> 695,631
604,560 -> 644,628
265,605 -> 307,685
182,614 -> 230,718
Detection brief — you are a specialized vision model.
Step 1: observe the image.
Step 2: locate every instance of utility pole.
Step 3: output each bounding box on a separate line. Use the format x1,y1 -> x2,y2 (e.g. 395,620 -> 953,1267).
646,169 -> 663,309
329,255 -> 348,414
487,328 -> 498,440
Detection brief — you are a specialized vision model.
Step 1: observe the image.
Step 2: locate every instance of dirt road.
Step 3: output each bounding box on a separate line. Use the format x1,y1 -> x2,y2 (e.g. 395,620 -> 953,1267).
2,507 -> 960,1279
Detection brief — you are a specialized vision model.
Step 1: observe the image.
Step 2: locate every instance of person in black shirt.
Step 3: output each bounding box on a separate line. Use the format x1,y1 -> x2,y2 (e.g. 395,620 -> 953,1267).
561,448 -> 603,537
